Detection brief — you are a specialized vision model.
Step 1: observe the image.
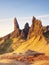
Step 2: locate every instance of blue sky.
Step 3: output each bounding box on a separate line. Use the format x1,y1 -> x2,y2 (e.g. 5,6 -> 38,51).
0,0 -> 49,37
0,0 -> 49,18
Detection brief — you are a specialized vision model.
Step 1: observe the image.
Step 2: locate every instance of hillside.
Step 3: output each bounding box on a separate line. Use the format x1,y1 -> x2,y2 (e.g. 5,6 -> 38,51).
0,16 -> 49,65
0,16 -> 49,54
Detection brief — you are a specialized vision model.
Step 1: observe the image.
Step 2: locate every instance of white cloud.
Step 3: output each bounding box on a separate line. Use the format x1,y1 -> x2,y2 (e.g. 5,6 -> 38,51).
36,14 -> 49,18
0,15 -> 49,37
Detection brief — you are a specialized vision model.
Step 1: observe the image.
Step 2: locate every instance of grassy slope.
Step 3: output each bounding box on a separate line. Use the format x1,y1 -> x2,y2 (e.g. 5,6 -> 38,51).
0,32 -> 49,56
12,35 -> 49,56
0,39 -> 13,54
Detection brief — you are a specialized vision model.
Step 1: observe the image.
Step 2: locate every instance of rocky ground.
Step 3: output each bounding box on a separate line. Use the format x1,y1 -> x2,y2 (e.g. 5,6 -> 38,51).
0,50 -> 49,65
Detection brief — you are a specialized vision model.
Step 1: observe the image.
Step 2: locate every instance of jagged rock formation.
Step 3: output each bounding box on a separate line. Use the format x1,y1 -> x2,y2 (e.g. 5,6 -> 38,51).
0,18 -> 20,41
0,16 -> 49,55
29,16 -> 36,32
28,16 -> 42,39
21,23 -> 29,39
14,17 -> 19,31
0,16 -> 49,42
0,16 -> 49,41
33,18 -> 42,35
0,16 -> 49,65
10,18 -> 20,38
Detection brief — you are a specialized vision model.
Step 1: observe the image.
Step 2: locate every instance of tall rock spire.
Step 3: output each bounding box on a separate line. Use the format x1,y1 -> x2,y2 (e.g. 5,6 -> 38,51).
14,17 -> 19,31
30,16 -> 36,32
10,17 -> 20,38
21,23 -> 29,39
27,16 -> 42,39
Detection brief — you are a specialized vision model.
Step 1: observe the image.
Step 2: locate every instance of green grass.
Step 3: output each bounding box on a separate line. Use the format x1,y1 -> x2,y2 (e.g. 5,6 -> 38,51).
0,39 -> 13,54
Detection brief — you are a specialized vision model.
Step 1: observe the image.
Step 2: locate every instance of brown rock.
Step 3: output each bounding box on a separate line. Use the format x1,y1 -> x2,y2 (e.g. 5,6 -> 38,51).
0,18 -> 20,41
0,16 -> 43,41
10,30 -> 20,38
42,26 -> 47,33
28,16 -> 42,39
43,26 -> 49,33
10,18 -> 20,38
14,17 -> 19,31
21,23 -> 29,39
28,16 -> 36,33
33,19 -> 42,35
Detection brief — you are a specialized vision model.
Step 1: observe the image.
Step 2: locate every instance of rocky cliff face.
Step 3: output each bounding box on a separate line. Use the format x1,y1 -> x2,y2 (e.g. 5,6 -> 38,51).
28,16 -> 42,39
10,18 -> 20,38
14,18 -> 19,31
0,16 -> 49,41
33,19 -> 42,35
0,16 -> 49,55
0,18 -> 20,41
21,23 -> 29,39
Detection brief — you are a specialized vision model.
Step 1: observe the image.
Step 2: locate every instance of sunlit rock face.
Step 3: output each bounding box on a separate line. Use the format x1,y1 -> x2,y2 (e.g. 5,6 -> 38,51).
10,18 -> 20,38
13,17 -> 42,39
28,16 -> 42,39
0,16 -> 49,41
0,16 -> 49,56
33,18 -> 42,35
14,17 -> 19,31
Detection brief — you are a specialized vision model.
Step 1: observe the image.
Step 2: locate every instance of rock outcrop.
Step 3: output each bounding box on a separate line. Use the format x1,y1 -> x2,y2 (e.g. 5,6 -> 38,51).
14,17 -> 19,31
21,23 -> 29,39
28,16 -> 42,39
10,18 -> 20,38
0,18 -> 21,41
33,18 -> 42,35
43,25 -> 49,33
0,17 -> 43,40
0,16 -> 49,55
0,16 -> 48,41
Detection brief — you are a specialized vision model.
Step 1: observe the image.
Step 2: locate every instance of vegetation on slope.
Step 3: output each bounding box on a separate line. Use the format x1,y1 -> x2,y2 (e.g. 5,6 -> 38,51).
0,39 -> 13,54
0,17 -> 49,56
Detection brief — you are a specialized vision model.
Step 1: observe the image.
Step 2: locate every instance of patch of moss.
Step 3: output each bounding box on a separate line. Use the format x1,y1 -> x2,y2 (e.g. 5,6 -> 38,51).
0,39 -> 13,54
